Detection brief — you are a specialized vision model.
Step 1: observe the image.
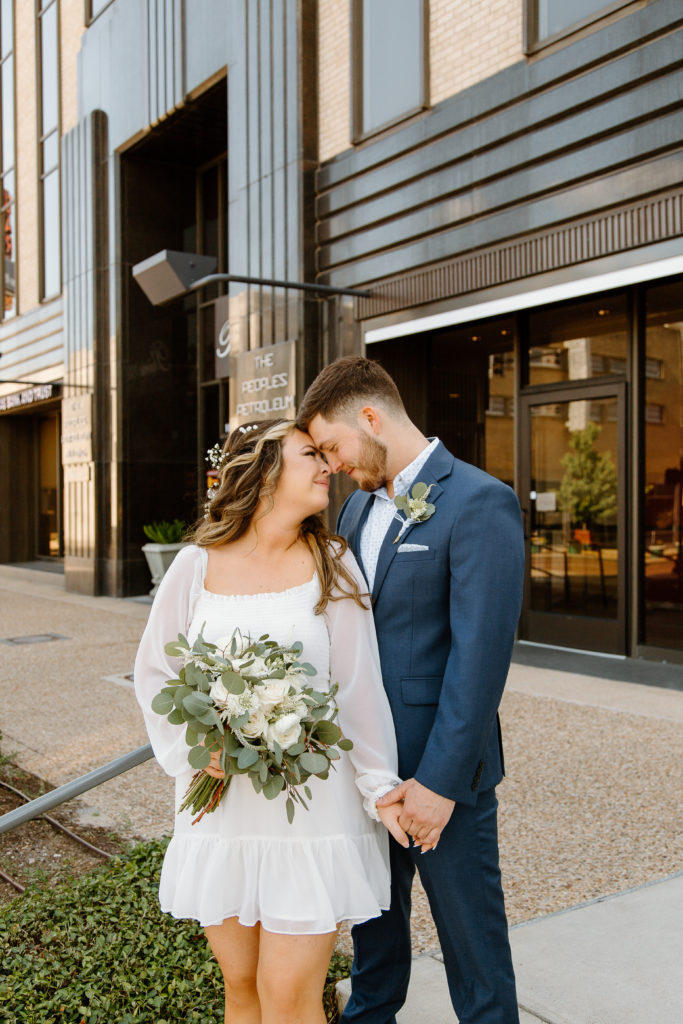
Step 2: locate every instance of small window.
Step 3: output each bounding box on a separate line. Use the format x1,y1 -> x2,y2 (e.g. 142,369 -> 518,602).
37,0 -> 61,300
0,0 -> 16,318
352,0 -> 428,141
524,0 -> 636,52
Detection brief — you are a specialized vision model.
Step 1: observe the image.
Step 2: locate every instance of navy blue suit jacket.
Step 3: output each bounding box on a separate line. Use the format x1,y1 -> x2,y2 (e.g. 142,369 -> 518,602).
338,442 -> 524,807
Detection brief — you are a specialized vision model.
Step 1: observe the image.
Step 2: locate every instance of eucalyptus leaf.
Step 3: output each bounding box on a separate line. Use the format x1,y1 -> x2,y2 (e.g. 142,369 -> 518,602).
299,751 -> 328,775
188,746 -> 212,770
229,712 -> 250,730
394,494 -> 410,511
185,726 -> 198,747
222,670 -> 246,695
150,690 -> 175,715
412,481 -> 429,500
167,708 -> 185,726
304,785 -> 313,801
237,746 -> 259,769
272,741 -> 283,767
338,738 -> 354,751
184,663 -> 209,690
263,775 -> 285,799
259,760 -> 269,783
182,692 -> 213,717
313,720 -> 342,744
164,639 -> 188,657
286,797 -> 295,824
173,685 -> 193,709
286,743 -> 305,756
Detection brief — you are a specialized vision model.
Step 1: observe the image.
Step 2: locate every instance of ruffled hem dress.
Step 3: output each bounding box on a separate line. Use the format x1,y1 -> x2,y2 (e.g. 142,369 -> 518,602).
134,544 -> 401,934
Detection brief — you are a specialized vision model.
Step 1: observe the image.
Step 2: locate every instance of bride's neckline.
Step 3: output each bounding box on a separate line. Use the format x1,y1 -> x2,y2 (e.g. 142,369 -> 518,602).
200,574 -> 317,601
197,545 -> 317,600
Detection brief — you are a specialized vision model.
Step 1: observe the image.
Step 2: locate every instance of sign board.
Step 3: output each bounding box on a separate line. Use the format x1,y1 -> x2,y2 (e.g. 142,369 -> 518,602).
61,394 -> 93,465
230,340 -> 296,427
0,382 -> 58,413
214,295 -> 231,379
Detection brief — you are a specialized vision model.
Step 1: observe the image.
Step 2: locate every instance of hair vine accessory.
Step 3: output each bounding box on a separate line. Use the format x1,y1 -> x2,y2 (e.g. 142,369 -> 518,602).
238,423 -> 259,435
206,443 -> 228,471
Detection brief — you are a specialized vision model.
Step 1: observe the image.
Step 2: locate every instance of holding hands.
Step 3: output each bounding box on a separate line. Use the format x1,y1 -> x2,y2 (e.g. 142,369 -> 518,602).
377,779 -> 455,853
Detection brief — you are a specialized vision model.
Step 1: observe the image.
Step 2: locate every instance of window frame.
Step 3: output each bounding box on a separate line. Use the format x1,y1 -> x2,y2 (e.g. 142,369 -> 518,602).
523,0 -> 637,54
0,0 -> 17,319
36,0 -> 61,302
84,0 -> 114,26
351,0 -> 429,145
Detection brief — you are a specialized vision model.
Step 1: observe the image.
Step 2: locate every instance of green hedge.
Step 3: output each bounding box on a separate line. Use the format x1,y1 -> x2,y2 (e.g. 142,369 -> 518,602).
0,839 -> 350,1023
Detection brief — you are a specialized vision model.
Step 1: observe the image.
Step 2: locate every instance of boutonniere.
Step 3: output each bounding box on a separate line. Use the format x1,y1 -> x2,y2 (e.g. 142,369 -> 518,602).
393,482 -> 436,543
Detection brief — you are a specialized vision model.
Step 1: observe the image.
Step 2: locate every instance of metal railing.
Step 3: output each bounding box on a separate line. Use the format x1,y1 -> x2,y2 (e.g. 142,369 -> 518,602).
0,744 -> 153,836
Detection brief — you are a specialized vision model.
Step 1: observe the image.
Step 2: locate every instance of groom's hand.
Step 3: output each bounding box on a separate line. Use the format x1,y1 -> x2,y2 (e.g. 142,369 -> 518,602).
377,779 -> 455,848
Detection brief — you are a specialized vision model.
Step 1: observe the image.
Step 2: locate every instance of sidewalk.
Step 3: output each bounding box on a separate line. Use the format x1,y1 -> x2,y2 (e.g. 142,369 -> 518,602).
1,563 -> 682,1022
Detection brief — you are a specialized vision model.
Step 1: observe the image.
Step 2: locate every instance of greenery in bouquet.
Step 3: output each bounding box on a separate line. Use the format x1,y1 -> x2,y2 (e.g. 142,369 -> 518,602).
151,629 -> 353,824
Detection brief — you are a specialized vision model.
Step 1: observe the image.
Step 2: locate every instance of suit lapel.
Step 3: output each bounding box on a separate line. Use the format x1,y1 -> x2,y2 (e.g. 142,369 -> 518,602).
372,442 -> 453,604
340,491 -> 373,581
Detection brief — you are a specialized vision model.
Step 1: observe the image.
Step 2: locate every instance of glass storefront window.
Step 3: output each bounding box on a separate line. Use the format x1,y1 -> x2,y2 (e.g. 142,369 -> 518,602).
370,317 -> 516,488
37,0 -> 61,300
527,293 -> 628,387
643,280 -> 683,650
0,0 -> 15,317
529,395 -> 619,619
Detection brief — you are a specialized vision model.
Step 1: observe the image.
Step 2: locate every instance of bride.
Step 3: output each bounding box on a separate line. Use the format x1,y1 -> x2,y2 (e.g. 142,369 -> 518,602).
134,418 -> 418,1024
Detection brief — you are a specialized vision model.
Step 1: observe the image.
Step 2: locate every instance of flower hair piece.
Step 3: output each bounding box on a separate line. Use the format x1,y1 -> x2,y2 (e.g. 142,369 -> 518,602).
206,443 -> 228,471
238,423 -> 259,435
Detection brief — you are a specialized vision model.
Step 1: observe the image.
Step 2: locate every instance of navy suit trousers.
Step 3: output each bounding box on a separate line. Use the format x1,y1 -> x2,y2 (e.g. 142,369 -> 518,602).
341,788 -> 519,1024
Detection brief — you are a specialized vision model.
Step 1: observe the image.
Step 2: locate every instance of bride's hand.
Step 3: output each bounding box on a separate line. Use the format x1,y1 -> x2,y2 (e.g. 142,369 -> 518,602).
205,748 -> 225,779
377,802 -> 410,848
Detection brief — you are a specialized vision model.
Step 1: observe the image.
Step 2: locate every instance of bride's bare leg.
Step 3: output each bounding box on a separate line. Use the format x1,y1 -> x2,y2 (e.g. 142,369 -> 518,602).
256,925 -> 339,1024
205,917 -> 261,1023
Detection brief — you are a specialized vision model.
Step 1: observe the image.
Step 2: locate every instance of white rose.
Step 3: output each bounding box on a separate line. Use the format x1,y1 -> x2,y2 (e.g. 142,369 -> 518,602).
241,708 -> 267,740
266,713 -> 302,751
255,679 -> 291,712
234,654 -> 269,678
210,678 -> 229,705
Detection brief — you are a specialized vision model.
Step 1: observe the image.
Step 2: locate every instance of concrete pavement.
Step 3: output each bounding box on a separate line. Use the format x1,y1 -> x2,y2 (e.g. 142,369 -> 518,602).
2,562 -> 682,1022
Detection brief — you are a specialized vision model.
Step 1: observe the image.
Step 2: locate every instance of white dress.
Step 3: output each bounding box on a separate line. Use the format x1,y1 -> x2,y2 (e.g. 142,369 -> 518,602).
134,544 -> 401,934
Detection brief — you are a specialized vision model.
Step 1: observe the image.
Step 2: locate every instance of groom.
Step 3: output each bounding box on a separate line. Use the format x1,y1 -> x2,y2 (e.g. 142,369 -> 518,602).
298,356 -> 524,1024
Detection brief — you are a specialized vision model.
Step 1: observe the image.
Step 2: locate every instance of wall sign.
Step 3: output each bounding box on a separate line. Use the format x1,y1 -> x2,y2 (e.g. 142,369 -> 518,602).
61,395 -> 93,465
0,382 -> 58,412
229,340 -> 296,427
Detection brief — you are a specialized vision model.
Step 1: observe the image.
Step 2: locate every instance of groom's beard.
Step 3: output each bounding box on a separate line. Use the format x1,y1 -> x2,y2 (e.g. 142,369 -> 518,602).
354,433 -> 388,492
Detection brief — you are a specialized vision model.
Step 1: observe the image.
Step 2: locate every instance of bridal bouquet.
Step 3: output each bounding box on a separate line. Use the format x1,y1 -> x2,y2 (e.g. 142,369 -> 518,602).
151,629 -> 352,824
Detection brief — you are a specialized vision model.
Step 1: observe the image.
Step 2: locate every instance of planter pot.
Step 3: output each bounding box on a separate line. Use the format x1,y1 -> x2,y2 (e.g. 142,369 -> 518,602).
141,542 -> 186,596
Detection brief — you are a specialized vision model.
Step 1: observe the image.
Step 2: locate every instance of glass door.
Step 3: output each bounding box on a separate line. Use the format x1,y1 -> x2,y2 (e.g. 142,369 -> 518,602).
520,382 -> 627,654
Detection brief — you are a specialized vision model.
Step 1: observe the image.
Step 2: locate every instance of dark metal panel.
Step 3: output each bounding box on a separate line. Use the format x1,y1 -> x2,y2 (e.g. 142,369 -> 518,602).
319,109 -> 683,272
322,152 -> 683,290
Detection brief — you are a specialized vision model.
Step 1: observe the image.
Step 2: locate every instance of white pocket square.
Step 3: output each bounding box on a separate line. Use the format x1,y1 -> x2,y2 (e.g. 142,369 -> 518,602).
397,543 -> 429,552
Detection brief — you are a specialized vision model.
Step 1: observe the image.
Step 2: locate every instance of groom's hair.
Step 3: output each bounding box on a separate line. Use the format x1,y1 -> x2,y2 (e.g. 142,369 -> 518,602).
297,356 -> 406,429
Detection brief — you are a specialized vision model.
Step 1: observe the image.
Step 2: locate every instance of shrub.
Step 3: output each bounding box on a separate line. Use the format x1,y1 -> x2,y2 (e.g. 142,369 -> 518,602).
0,839 -> 350,1023
142,520 -> 186,544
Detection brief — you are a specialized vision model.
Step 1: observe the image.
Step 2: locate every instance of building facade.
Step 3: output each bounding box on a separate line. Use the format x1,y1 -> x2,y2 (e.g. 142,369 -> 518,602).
0,0 -> 681,663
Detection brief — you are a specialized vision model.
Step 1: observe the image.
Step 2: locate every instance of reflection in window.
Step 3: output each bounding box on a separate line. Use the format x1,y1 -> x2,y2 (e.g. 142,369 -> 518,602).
353,0 -> 426,139
0,0 -> 15,317
643,280 -> 683,650
527,294 -> 627,386
37,0 -> 60,299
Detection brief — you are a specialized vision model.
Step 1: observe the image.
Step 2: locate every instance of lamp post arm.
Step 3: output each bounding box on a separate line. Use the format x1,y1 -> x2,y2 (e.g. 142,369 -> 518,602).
189,273 -> 372,300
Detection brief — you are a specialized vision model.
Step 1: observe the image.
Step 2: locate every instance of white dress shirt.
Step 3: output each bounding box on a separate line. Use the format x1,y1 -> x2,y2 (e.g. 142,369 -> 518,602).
359,438 -> 439,591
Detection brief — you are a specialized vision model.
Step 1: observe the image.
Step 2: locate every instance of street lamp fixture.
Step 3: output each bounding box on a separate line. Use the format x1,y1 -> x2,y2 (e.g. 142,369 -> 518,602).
132,249 -> 372,304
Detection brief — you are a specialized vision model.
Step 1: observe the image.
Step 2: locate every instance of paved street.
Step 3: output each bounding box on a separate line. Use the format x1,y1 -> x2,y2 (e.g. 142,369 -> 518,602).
1,562 -> 682,1021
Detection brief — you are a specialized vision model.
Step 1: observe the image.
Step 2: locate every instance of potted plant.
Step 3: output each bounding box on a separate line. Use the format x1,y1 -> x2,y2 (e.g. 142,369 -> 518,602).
141,519 -> 187,595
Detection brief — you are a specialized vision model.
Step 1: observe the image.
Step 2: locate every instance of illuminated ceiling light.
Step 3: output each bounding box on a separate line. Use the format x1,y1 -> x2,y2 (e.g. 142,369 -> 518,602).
449,393 -> 460,398
597,308 -> 611,316
500,329 -> 509,335
471,335 -> 481,341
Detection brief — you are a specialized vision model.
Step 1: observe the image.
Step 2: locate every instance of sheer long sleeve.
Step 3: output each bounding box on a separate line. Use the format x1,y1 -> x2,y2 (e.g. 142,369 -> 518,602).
133,545 -> 205,778
325,549 -> 401,821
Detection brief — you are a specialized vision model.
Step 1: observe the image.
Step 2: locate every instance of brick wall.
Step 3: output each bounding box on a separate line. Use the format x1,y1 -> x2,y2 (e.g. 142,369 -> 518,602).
430,0 -> 523,104
318,0 -> 524,162
318,0 -> 352,164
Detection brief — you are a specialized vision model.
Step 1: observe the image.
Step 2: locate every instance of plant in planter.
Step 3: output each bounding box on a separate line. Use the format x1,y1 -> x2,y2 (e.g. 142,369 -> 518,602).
141,519 -> 187,596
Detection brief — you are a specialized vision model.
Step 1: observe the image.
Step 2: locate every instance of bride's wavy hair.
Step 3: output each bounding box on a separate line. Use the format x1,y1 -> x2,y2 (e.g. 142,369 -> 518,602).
189,418 -> 368,613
